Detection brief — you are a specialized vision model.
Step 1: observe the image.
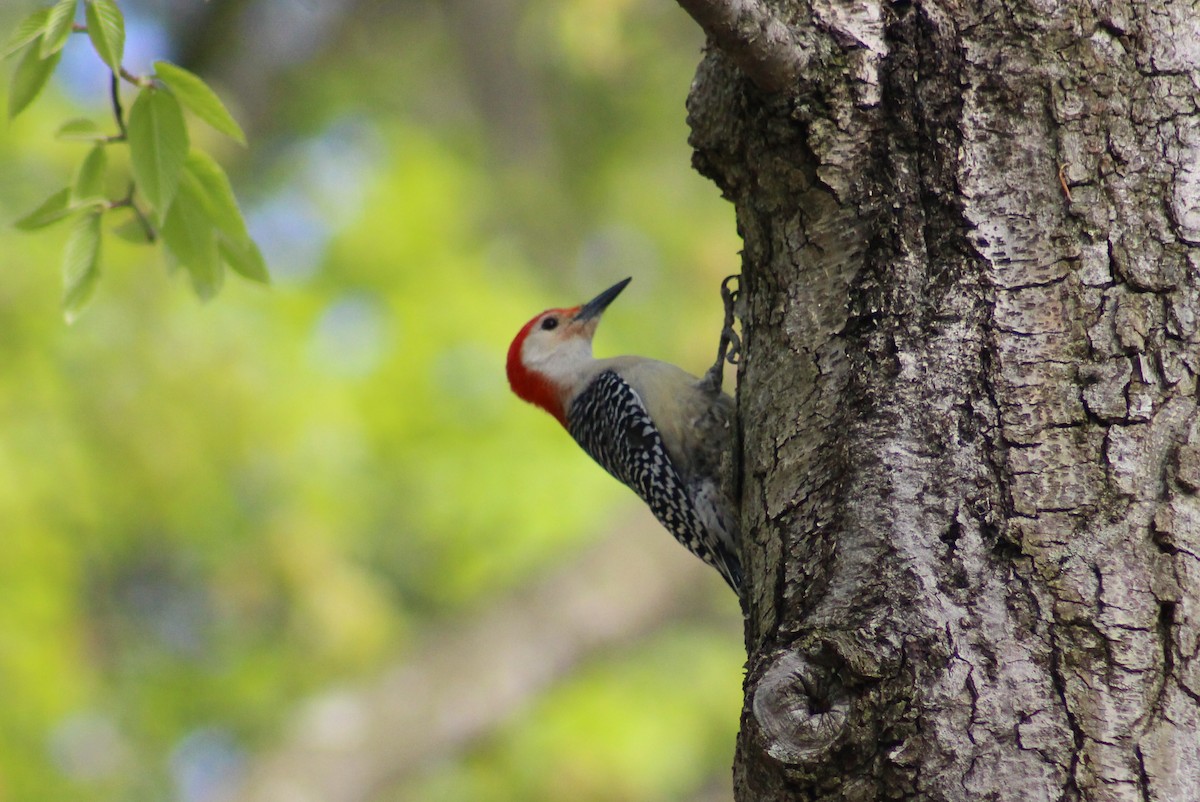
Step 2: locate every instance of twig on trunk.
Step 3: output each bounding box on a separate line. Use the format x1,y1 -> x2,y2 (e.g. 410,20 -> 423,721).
674,0 -> 807,93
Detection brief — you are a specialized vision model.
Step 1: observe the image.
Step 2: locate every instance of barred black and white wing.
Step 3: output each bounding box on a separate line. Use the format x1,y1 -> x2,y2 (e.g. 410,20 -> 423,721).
567,370 -> 743,595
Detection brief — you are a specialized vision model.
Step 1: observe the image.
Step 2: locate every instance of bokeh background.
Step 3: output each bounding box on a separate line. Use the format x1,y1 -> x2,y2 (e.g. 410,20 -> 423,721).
1,1 -> 744,800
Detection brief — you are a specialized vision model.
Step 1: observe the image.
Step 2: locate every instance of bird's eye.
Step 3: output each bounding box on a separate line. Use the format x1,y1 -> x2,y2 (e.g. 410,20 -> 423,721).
541,317 -> 559,331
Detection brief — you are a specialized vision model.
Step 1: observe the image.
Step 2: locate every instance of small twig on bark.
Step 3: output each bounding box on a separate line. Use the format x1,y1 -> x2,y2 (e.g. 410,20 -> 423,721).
1058,163 -> 1072,202
674,0 -> 807,93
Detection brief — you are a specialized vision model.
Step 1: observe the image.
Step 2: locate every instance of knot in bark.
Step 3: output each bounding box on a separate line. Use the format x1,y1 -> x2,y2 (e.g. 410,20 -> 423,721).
752,650 -> 849,764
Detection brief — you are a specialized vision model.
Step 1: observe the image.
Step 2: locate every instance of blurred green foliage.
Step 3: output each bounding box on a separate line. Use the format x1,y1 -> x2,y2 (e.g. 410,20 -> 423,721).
402,628 -> 741,802
8,0 -> 267,317
1,1 -> 743,800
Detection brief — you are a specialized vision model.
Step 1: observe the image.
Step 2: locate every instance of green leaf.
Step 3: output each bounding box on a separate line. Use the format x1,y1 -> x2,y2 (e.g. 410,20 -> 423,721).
14,187 -> 73,230
127,86 -> 189,221
3,8 -> 51,59
110,216 -> 152,244
8,38 -> 63,119
40,0 -> 78,59
56,117 -> 107,141
184,151 -> 248,239
162,174 -> 222,299
219,234 -> 269,284
182,151 -> 269,283
84,0 -> 124,73
72,144 -> 108,204
62,210 -> 102,323
153,61 -> 246,145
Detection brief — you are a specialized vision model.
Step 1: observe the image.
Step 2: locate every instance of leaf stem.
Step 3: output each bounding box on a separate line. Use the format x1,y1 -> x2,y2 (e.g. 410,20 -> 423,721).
69,29 -> 142,90
129,188 -> 157,243
119,67 -> 145,86
106,185 -> 157,243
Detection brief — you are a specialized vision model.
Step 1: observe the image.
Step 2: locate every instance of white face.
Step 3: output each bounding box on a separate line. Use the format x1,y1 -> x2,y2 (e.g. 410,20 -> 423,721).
520,310 -> 598,390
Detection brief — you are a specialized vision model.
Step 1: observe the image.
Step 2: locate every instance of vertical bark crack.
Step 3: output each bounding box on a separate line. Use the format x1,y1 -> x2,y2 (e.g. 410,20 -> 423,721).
1134,743 -> 1153,802
1047,637 -> 1085,800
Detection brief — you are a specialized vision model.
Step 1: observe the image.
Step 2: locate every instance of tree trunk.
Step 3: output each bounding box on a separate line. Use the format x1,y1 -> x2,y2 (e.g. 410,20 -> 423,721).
684,1 -> 1200,799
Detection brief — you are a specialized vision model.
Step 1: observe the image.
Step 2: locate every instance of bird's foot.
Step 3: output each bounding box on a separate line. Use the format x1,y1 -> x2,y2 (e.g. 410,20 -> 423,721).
701,274 -> 742,394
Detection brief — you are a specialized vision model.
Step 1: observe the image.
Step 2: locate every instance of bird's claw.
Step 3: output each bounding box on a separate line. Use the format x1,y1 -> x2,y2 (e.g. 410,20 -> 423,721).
702,274 -> 742,394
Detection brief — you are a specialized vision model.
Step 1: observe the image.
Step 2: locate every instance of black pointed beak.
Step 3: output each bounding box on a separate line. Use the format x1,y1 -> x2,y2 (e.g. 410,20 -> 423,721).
573,277 -> 631,323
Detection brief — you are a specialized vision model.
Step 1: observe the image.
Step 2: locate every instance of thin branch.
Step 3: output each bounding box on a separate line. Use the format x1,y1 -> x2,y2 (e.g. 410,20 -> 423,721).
108,184 -> 157,243
128,202 -> 157,243
674,0 -> 808,93
109,71 -> 126,136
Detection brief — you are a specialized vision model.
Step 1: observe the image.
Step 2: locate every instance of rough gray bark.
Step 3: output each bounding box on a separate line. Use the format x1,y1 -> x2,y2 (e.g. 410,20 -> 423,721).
684,0 -> 1200,799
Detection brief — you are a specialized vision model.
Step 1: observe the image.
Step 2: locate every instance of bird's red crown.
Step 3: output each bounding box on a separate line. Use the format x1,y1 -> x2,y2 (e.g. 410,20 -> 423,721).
505,306 -> 580,426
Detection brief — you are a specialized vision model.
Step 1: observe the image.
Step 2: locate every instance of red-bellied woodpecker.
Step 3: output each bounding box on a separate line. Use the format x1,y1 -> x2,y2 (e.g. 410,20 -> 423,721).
506,277 -> 743,597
